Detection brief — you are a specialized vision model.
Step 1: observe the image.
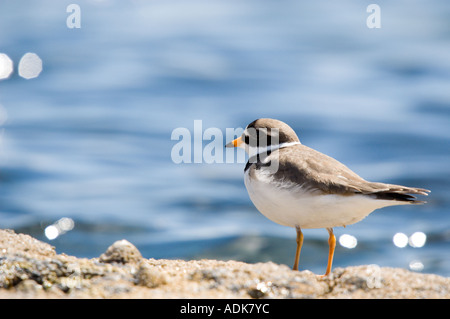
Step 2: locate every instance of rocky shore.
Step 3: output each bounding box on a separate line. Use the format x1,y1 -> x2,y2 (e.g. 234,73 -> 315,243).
0,229 -> 448,299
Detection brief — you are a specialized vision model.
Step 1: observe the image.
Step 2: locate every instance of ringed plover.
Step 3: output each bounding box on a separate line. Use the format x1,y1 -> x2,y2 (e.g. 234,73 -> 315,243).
226,118 -> 430,276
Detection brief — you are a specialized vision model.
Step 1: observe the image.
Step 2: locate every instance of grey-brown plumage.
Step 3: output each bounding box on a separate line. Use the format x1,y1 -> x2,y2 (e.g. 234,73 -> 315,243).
272,144 -> 430,203
246,118 -> 300,145
243,118 -> 430,204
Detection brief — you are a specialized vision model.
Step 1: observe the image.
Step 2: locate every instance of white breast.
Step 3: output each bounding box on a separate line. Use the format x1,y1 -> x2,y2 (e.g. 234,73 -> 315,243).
244,168 -> 405,229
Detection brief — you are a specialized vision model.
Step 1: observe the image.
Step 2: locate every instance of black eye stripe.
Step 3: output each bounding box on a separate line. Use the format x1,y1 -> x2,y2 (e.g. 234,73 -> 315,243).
244,129 -> 276,146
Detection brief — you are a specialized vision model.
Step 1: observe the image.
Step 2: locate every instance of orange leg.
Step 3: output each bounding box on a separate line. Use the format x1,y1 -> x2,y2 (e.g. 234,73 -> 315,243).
292,226 -> 303,271
319,228 -> 336,277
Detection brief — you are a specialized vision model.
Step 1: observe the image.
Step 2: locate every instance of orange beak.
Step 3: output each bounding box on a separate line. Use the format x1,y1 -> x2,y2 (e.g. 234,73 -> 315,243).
225,136 -> 243,148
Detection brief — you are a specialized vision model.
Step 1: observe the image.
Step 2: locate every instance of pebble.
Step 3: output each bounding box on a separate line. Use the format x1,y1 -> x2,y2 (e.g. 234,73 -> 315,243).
99,239 -> 142,264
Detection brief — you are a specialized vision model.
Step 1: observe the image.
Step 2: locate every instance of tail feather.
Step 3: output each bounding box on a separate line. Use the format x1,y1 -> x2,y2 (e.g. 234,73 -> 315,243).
368,185 -> 430,204
372,192 -> 426,204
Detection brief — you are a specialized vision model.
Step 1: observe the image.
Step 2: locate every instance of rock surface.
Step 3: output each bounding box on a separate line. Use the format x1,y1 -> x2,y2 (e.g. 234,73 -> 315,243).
0,229 -> 448,299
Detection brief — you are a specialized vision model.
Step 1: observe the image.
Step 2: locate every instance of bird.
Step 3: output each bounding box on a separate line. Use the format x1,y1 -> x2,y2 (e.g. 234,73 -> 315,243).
226,118 -> 430,276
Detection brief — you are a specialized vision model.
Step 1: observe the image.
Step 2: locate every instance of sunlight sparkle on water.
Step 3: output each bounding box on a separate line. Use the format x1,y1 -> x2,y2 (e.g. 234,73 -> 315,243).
393,233 -> 409,248
339,234 -> 358,249
18,53 -> 43,79
393,232 -> 427,248
0,53 -> 13,80
409,232 -> 426,248
44,217 -> 75,240
409,260 -> 424,272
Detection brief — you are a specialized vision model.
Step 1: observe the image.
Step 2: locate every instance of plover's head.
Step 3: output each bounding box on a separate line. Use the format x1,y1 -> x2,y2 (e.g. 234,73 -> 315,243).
226,118 -> 300,155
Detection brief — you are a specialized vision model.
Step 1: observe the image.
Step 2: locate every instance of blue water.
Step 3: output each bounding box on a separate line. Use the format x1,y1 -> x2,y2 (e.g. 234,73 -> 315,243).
1,1 -> 449,276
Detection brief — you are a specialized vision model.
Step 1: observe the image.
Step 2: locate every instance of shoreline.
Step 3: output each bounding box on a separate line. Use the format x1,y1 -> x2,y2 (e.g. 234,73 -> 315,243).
0,229 -> 448,298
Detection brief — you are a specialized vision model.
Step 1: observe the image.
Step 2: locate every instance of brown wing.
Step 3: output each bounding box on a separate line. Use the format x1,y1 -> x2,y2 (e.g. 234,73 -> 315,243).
274,145 -> 430,203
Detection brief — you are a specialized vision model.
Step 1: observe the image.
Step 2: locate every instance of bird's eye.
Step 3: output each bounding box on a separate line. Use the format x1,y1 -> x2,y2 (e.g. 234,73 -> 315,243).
244,134 -> 250,144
